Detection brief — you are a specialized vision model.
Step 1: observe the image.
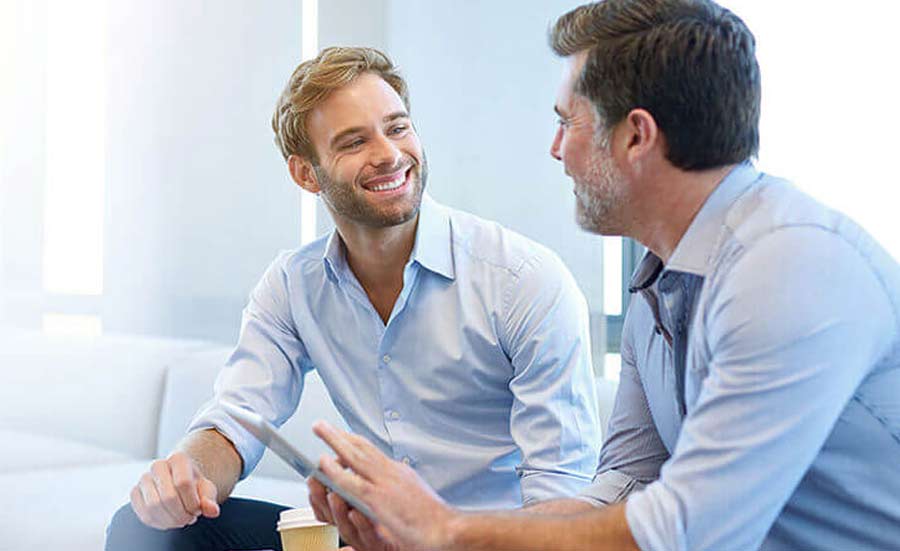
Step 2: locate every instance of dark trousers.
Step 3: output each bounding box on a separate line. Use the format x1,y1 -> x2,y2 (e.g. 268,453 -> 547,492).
105,497 -> 290,551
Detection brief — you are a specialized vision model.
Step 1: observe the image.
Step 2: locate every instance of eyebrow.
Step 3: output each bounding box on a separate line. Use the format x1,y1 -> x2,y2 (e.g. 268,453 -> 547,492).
329,111 -> 411,150
554,105 -> 567,118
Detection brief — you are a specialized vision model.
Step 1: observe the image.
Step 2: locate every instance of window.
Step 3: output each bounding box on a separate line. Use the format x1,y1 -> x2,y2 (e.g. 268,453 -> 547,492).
299,0 -> 319,245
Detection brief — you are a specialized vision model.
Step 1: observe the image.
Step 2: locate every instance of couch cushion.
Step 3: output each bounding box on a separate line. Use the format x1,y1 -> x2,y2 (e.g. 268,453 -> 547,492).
0,331 -> 216,459
158,347 -> 348,481
0,461 -> 150,550
0,429 -> 133,472
0,460 -> 307,550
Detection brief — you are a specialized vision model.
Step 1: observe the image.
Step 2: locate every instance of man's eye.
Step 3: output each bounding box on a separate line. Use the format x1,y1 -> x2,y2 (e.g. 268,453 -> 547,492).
557,118 -> 569,128
389,125 -> 408,135
341,139 -> 364,150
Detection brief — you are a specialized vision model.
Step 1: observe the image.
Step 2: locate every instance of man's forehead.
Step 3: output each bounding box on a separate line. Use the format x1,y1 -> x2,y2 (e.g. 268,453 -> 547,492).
556,50 -> 590,110
309,74 -> 407,132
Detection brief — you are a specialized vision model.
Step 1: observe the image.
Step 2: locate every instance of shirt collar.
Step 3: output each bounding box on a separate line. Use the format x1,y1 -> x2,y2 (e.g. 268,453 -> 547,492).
665,161 -> 762,277
322,229 -> 348,283
409,193 -> 456,281
321,192 -> 456,283
629,162 -> 761,291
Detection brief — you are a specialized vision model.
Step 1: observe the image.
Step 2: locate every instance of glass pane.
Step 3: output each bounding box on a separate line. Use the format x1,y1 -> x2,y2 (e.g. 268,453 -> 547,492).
603,236 -> 622,316
604,352 -> 621,382
43,0 -> 106,295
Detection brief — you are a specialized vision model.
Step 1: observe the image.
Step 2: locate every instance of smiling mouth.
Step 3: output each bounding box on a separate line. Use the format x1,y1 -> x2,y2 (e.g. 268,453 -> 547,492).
362,167 -> 411,193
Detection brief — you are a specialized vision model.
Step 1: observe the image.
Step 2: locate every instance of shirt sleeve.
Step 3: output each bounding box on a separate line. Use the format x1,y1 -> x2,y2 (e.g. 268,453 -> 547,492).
501,251 -> 602,504
579,295 -> 670,506
187,251 -> 310,479
626,227 -> 896,551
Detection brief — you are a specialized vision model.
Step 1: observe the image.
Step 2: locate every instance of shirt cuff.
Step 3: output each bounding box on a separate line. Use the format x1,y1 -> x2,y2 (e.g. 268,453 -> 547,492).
625,481 -> 687,551
577,469 -> 646,507
187,400 -> 266,480
519,469 -> 594,505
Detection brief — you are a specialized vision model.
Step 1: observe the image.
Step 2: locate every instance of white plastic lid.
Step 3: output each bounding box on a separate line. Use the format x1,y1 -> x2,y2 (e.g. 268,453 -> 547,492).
277,507 -> 330,531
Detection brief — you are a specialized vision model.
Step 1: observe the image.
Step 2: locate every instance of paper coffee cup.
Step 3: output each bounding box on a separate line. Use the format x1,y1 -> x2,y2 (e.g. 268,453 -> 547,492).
277,507 -> 339,551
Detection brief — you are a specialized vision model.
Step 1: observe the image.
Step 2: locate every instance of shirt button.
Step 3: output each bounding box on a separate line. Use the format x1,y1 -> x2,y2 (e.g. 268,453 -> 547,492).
386,410 -> 401,421
401,456 -> 412,465
382,354 -> 391,364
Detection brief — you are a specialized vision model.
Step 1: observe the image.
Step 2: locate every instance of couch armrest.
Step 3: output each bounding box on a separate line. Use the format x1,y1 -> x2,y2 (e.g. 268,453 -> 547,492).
0,331 -> 215,459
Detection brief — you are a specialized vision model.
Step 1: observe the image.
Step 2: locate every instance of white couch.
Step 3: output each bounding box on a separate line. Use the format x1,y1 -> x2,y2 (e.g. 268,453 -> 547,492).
0,331 -> 618,550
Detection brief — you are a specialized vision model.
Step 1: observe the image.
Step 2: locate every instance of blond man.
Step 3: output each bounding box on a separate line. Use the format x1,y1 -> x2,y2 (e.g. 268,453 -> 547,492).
105,47 -> 601,551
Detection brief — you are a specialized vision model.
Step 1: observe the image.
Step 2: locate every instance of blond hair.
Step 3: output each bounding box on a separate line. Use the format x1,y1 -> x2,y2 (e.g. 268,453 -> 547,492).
271,46 -> 410,162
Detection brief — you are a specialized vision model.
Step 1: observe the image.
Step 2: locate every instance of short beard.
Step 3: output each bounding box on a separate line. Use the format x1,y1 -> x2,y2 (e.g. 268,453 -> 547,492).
574,128 -> 627,236
314,153 -> 428,228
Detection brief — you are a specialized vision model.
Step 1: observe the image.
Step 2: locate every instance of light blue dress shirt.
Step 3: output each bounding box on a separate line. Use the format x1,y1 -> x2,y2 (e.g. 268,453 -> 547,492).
189,194 -> 600,510
579,163 -> 900,550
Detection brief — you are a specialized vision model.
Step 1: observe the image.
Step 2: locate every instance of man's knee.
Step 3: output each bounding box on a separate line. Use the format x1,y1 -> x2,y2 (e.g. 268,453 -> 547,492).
105,502 -> 178,551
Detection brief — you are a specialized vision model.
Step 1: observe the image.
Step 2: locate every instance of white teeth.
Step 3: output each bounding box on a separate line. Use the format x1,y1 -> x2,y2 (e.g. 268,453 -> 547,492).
369,175 -> 405,192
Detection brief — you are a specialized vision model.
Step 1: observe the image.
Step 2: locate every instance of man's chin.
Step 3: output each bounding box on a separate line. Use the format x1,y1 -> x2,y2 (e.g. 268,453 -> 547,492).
576,206 -> 613,236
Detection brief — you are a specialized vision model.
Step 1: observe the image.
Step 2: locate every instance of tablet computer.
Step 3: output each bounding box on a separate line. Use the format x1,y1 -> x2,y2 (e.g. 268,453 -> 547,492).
220,401 -> 376,521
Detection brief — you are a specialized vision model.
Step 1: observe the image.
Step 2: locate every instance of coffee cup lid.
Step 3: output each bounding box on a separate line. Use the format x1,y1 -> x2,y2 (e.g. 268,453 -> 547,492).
277,507 -> 330,531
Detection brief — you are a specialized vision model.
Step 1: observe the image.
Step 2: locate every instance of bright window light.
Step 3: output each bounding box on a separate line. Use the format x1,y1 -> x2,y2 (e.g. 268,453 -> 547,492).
43,0 -> 106,295
721,1 -> 900,260
299,0 -> 319,246
604,353 -> 621,382
603,236 -> 622,316
43,313 -> 103,337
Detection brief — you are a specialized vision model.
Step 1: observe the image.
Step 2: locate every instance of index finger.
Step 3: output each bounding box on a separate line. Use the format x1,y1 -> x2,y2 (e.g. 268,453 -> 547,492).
169,454 -> 201,515
312,421 -> 381,480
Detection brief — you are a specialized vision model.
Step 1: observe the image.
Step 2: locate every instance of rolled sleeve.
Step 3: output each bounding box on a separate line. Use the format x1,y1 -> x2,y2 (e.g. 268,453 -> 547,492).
502,251 -> 601,503
579,300 -> 667,507
579,469 -> 648,507
187,252 -> 309,479
626,228 -> 894,551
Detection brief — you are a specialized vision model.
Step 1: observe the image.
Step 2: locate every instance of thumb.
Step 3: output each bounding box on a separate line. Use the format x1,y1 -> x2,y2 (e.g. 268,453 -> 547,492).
197,478 -> 220,518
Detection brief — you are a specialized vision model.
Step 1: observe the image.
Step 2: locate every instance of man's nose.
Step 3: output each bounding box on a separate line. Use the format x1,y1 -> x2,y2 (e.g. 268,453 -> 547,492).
370,133 -> 403,168
550,127 -> 563,161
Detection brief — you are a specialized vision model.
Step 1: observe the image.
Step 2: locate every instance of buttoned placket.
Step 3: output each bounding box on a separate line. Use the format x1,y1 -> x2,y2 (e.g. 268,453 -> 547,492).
657,271 -> 705,417
367,261 -> 422,466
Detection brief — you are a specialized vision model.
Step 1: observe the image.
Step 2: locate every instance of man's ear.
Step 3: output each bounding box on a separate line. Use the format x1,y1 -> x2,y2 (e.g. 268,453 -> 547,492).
287,154 -> 321,194
622,108 -> 661,165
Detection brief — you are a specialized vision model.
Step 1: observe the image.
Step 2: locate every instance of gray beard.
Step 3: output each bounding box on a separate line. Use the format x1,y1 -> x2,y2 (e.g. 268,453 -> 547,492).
575,140 -> 626,236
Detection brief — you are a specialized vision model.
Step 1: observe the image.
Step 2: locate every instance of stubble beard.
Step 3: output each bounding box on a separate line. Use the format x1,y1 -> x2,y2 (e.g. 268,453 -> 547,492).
314,154 -> 429,229
574,135 -> 627,236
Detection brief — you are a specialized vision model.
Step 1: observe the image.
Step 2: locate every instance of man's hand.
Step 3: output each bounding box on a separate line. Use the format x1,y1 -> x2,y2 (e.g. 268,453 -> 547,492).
309,476 -> 399,551
130,451 -> 221,530
313,421 -> 459,551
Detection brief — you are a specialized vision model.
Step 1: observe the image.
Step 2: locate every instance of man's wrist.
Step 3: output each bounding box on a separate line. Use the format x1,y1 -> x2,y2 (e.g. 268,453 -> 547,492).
435,509 -> 468,551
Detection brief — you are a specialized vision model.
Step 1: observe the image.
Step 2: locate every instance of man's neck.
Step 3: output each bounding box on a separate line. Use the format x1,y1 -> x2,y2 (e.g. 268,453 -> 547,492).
334,213 -> 419,297
631,164 -> 735,264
